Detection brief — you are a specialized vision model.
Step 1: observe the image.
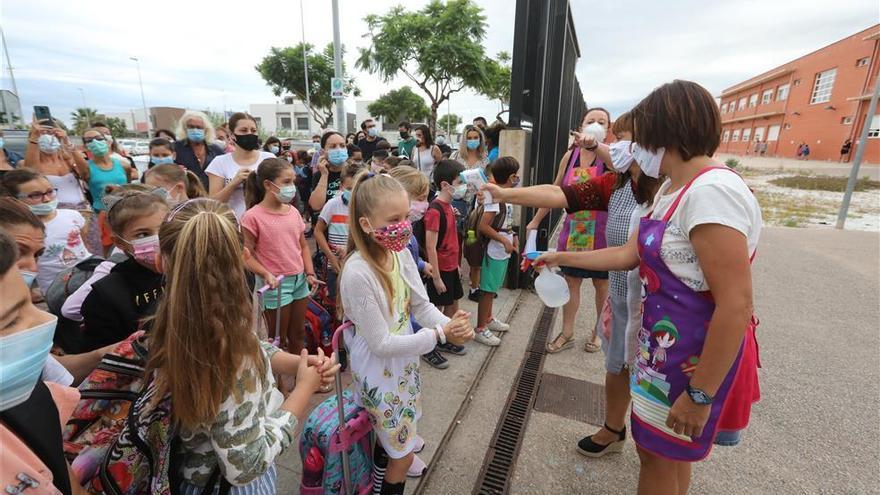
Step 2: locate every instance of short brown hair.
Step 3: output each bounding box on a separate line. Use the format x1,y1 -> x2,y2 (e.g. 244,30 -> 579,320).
632,80 -> 720,161
0,197 -> 43,232
611,111 -> 633,137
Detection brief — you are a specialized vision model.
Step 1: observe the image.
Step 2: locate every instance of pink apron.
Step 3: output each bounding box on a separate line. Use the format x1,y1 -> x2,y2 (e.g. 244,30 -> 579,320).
556,147 -> 607,252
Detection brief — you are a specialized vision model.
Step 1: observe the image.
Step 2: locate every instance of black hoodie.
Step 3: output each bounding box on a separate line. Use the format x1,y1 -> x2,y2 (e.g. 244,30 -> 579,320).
81,257 -> 164,351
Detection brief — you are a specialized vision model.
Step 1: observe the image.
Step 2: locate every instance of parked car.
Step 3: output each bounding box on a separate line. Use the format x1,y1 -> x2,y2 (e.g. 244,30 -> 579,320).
132,140 -> 149,155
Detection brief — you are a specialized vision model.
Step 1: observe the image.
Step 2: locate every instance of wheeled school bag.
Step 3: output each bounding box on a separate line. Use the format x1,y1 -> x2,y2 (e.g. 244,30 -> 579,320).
299,321 -> 374,495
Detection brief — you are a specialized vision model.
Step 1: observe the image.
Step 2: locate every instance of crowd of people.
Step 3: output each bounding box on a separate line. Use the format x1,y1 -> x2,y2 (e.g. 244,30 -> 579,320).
0,79 -> 761,495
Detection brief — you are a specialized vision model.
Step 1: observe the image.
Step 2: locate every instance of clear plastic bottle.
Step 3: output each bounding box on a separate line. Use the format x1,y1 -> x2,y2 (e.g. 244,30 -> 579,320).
534,266 -> 570,308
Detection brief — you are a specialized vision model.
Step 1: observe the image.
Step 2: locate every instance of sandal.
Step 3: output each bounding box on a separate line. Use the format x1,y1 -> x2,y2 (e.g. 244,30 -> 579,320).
584,336 -> 601,353
546,333 -> 574,354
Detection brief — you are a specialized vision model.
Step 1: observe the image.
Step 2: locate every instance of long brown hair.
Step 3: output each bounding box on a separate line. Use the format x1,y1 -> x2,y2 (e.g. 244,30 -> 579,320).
342,171 -> 408,314
145,199 -> 265,429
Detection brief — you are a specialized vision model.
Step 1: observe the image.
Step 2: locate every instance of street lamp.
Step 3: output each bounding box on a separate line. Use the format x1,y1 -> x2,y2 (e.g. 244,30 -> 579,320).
129,57 -> 151,136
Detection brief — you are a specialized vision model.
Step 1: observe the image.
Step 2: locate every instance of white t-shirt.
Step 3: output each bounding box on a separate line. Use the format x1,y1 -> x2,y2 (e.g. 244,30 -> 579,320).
649,169 -> 762,292
485,203 -> 514,261
205,151 -> 276,219
318,195 -> 350,248
37,209 -> 91,294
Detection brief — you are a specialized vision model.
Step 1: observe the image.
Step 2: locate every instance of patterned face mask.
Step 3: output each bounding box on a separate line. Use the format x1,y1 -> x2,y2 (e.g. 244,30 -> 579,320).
369,219 -> 413,252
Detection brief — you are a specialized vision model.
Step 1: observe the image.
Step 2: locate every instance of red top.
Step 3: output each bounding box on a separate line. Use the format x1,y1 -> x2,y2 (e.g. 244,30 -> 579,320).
561,172 -> 620,213
423,198 -> 459,271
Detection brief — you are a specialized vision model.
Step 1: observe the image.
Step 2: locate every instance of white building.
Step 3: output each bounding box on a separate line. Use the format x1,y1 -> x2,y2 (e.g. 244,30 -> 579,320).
248,98 -> 379,137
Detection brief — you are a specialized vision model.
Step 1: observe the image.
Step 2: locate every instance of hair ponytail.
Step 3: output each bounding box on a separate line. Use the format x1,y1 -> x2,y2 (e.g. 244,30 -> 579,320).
245,158 -> 291,210
183,170 -> 206,198
244,170 -> 264,210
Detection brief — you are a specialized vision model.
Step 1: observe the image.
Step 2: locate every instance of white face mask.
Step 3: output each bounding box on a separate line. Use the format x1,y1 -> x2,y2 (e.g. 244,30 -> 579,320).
630,143 -> 664,179
609,140 -> 634,173
581,122 -> 607,143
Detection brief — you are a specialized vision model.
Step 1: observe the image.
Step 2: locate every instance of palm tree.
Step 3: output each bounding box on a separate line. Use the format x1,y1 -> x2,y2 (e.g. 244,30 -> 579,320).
71,107 -> 98,135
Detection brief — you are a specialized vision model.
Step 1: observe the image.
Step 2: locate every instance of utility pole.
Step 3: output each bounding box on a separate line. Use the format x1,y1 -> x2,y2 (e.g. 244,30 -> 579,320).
129,57 -> 151,136
300,0 -> 313,136
1,26 -> 19,126
837,75 -> 880,229
331,0 -> 346,134
77,88 -> 90,128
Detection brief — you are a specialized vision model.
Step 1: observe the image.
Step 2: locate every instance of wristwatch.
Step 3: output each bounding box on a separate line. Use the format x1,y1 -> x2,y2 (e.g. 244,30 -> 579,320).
686,385 -> 714,405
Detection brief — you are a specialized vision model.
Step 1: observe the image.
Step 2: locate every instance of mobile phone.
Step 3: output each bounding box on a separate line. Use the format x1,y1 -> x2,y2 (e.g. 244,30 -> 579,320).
34,106 -> 53,126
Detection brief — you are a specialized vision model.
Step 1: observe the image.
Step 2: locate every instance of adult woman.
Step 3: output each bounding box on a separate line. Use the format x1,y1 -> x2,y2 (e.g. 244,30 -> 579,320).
174,111 -> 225,188
308,131 -> 347,212
528,108 -> 613,354
263,136 -> 282,156
538,81 -> 761,494
413,124 -> 442,179
450,125 -> 490,299
206,112 -> 274,220
82,128 -> 132,255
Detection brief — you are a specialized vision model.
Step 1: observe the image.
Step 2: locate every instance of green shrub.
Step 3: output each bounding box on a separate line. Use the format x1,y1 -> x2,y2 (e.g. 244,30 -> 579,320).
724,158 -> 740,169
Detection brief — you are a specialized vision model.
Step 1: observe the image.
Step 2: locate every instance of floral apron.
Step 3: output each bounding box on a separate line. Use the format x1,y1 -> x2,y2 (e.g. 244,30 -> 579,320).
631,167 -> 760,462
557,147 -> 607,252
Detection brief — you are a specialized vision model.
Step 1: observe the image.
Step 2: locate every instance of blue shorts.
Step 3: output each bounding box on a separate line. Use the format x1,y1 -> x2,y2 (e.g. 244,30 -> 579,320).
714,429 -> 743,447
256,273 -> 310,309
599,295 -> 628,374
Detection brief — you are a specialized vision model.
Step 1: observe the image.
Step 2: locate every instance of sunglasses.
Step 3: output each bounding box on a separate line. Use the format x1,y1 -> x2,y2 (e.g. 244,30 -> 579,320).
18,188 -> 58,202
83,135 -> 106,144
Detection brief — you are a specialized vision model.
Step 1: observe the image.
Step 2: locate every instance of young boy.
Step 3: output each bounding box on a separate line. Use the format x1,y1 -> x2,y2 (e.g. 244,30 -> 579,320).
474,157 -> 520,346
424,159 -> 468,362
314,163 -> 361,298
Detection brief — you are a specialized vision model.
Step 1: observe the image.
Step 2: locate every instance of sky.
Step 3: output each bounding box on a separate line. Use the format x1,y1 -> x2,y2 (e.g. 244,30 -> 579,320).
1,0 -> 877,132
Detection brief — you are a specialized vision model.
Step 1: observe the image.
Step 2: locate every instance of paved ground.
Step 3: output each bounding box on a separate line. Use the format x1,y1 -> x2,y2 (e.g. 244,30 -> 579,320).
279,226 -> 879,494
716,153 -> 880,179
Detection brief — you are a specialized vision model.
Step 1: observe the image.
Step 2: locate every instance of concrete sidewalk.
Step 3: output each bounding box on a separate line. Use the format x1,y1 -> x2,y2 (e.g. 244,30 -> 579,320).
716,152 -> 880,179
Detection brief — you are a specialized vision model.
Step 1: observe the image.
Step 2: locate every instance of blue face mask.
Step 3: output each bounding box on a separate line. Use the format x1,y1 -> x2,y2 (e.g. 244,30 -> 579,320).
328,148 -> 348,166
341,190 -> 351,204
269,145 -> 280,154
28,198 -> 58,216
0,316 -> 57,411
272,183 -> 297,203
151,155 -> 174,165
38,134 -> 62,154
20,271 -> 37,288
466,139 -> 480,150
186,128 -> 205,142
86,139 -> 109,156
367,127 -> 379,138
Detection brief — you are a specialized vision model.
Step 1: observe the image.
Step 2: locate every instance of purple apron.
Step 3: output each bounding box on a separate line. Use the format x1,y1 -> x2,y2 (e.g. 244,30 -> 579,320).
556,147 -> 608,252
631,167 -> 757,462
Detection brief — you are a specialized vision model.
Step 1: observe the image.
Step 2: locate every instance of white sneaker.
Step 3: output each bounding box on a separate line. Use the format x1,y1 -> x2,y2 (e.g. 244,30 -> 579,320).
487,318 -> 510,332
475,328 -> 501,346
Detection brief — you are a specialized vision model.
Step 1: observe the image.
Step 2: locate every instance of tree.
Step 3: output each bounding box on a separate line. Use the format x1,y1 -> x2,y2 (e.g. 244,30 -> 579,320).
202,109 -> 228,130
367,87 -> 430,126
479,51 -> 512,113
356,0 -> 488,134
256,43 -> 360,129
71,107 -> 99,135
437,114 -> 462,134
105,117 -> 128,138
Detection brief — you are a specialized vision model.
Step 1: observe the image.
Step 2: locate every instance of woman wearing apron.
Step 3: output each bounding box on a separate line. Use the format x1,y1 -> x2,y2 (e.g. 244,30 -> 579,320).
527,108 -> 611,354
535,80 -> 761,494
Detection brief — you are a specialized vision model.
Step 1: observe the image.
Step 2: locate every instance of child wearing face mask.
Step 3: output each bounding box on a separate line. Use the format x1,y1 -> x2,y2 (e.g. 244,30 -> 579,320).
80,187 -> 169,352
143,164 -> 206,205
1,169 -> 92,296
340,171 -> 474,494
242,159 -> 318,352
147,137 -> 177,169
314,163 -> 361,299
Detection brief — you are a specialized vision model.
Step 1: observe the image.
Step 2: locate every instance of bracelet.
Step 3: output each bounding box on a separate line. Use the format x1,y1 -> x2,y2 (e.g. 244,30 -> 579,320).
435,325 -> 447,345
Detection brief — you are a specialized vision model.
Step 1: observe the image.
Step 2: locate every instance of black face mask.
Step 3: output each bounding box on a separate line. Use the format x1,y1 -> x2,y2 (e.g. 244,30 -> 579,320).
399,131 -> 410,139
235,133 -> 260,151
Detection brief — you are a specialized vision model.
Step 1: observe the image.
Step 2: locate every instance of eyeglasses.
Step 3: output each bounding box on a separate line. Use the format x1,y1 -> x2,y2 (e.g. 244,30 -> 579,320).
83,135 -> 106,144
18,188 -> 58,202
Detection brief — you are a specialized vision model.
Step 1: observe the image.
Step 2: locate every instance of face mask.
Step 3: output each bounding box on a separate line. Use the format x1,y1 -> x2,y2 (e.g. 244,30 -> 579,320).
269,145 -> 280,154
272,183 -> 297,203
0,138 -> 5,148
367,128 -> 379,138
186,128 -> 205,142
213,139 -> 227,149
28,198 -> 58,216
581,122 -> 607,144
370,219 -> 413,252
466,139 -> 480,150
86,139 -> 109,156
631,143 -> 664,179
286,156 -> 294,163
436,136 -> 446,145
341,190 -> 351,204
38,134 -> 61,154
451,183 -> 468,200
399,131 -> 410,140
511,176 -> 521,187
20,270 -> 37,288
234,133 -> 260,151
312,142 -> 321,151
127,234 -> 160,270
328,148 -> 348,166
409,200 -> 429,222
103,134 -> 114,144
0,316 -> 57,411
151,155 -> 174,166
609,140 -> 634,172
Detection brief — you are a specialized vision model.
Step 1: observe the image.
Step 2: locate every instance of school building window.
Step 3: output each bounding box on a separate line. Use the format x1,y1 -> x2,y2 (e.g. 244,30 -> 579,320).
738,97 -> 747,110
869,114 -> 880,138
768,124 -> 781,141
295,113 -> 310,130
721,103 -> 728,113
762,89 -> 773,104
742,128 -> 752,142
810,68 -> 837,104
732,129 -> 741,142
748,94 -> 758,107
856,57 -> 870,67
722,130 -> 730,142
754,127 -> 765,141
840,116 -> 852,125
777,84 -> 789,101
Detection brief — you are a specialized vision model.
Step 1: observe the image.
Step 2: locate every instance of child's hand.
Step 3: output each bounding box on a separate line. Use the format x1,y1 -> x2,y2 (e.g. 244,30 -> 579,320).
445,311 -> 474,345
306,349 -> 341,387
329,255 -> 342,274
432,276 -> 447,294
306,274 -> 322,290
422,262 -> 434,279
264,274 -> 279,289
502,238 -> 517,254
295,349 -> 322,394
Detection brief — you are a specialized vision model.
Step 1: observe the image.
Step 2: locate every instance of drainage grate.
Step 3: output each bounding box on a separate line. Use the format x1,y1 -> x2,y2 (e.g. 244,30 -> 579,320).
473,305 -> 556,495
534,373 -> 606,426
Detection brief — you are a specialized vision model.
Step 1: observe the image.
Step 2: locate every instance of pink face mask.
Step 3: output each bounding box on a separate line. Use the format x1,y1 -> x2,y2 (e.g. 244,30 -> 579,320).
127,234 -> 160,271
370,220 -> 413,252
409,201 -> 429,222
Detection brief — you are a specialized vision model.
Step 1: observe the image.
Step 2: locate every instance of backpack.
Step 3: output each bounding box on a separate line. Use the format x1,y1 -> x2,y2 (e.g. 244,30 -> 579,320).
412,201 -> 447,261
46,252 -> 128,316
462,202 -> 508,267
304,296 -> 335,357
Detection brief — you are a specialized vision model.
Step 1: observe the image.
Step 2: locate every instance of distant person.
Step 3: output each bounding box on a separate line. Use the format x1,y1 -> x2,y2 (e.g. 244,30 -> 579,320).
345,132 -> 357,146
839,138 -> 852,162
484,122 -> 506,162
174,110 -> 226,188
413,124 -> 442,179
263,136 -> 282,156
758,139 -> 768,157
357,118 -> 387,161
435,133 -> 453,156
153,128 -> 176,141
0,129 -> 24,170
796,142 -> 805,160
801,143 -> 810,161
348,144 -> 364,166
397,121 -> 417,158
473,116 -> 488,130
214,125 -> 235,153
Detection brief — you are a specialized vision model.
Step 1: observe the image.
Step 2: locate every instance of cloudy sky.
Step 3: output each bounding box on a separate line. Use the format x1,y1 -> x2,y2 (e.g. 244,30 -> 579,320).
2,0 -> 877,131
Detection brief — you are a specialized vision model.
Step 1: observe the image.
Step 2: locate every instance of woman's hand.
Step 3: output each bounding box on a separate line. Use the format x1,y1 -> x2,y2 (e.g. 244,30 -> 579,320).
480,182 -> 505,202
666,392 -> 712,438
233,168 -> 251,185
317,157 -> 329,175
571,131 -> 596,150
533,252 -> 560,269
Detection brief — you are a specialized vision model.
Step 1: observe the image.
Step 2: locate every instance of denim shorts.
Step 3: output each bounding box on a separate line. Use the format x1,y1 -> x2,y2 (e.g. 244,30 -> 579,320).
713,429 -> 743,447
599,295 -> 628,374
